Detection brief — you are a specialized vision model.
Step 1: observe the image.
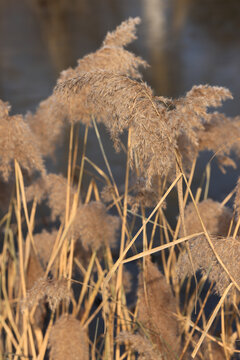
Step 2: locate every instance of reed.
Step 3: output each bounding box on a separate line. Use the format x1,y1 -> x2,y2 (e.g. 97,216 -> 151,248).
1,17 -> 240,360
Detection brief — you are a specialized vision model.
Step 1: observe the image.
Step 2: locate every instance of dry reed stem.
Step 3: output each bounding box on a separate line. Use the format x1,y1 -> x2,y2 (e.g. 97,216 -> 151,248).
1,257 -> 21,343
65,122 -> 74,223
71,122 -> 80,184
122,232 -> 203,263
45,193 -> 79,275
182,171 -> 240,293
83,157 -> 126,229
176,155 -> 198,294
221,303 -> 229,360
203,162 -> 211,200
179,282 -> 214,360
74,251 -> 96,316
14,161 -> 26,299
115,129 -> 131,360
92,118 -> 120,199
76,124 -> 89,199
182,316 -> 238,355
1,317 -> 19,350
80,271 -> 105,325
38,314 -> 54,360
191,283 -> 233,358
104,173 -> 182,285
24,198 -> 37,271
15,161 -> 39,261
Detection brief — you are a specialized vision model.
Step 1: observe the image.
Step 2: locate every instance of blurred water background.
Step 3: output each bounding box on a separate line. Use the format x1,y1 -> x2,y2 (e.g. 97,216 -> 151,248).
0,0 -> 240,202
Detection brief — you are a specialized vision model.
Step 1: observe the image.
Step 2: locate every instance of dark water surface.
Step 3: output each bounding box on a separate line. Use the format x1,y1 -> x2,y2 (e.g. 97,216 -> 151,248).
1,0 -> 240,199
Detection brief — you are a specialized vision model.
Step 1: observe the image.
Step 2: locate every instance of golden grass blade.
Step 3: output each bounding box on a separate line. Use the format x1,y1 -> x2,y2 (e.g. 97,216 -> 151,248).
182,171 -> 240,292
65,122 -> 74,223
37,315 -> 54,360
204,162 -> 211,200
103,173 -> 182,285
77,125 -> 89,199
80,271 -> 105,325
221,188 -> 235,206
1,317 -> 19,350
15,161 -> 38,258
84,156 -> 111,186
221,303 -> 230,360
167,157 -> 196,270
182,315 -> 240,353
1,245 -> 21,342
179,282 -> 214,360
92,118 -> 120,198
24,198 -> 37,270
74,251 -> 96,316
115,129 -> 131,360
14,160 -> 26,298
191,282 -> 233,358
83,300 -> 105,330
71,123 -> 80,185
122,232 -> 203,263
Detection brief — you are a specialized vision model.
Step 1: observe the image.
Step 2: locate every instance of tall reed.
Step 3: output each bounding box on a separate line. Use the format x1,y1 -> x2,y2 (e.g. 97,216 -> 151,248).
1,17 -> 240,360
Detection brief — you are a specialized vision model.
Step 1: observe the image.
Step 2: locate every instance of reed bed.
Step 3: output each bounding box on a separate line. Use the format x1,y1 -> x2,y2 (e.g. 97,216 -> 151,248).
1,17 -> 240,359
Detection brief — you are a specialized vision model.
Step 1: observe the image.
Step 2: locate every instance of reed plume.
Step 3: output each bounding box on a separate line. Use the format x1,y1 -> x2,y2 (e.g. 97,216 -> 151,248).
0,99 -> 46,181
176,235 -> 240,296
27,230 -> 59,283
71,201 -> 120,251
22,277 -> 71,311
117,332 -> 160,360
198,112 -> 240,172
55,71 -> 232,186
26,173 -> 76,221
181,199 -> 233,237
33,229 -> 58,267
26,97 -> 66,157
49,314 -> 89,360
137,258 -> 181,359
59,17 -> 147,83
26,250 -> 44,290
26,17 -> 146,156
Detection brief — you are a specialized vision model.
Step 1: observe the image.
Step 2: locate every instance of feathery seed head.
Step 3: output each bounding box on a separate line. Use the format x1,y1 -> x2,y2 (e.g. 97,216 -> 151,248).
71,201 -> 120,251
49,314 -> 89,360
176,235 -> 240,296
0,99 -> 46,181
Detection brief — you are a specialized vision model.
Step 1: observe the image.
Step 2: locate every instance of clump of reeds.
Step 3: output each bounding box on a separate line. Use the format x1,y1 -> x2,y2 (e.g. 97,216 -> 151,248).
1,16 -> 240,360
54,70 -> 233,187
